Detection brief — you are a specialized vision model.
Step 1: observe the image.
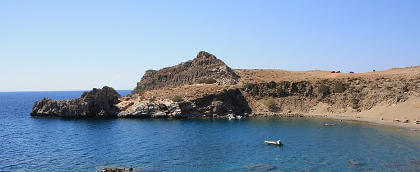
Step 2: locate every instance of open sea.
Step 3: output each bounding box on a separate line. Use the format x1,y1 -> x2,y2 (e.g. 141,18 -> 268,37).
0,91 -> 419,171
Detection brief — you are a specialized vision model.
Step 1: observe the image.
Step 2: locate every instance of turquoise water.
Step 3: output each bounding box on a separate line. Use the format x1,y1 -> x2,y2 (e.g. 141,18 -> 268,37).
0,91 -> 419,171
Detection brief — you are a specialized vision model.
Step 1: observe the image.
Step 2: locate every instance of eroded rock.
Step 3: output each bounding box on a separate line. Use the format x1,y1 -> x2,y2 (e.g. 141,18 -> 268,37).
117,88 -> 251,118
31,86 -> 121,118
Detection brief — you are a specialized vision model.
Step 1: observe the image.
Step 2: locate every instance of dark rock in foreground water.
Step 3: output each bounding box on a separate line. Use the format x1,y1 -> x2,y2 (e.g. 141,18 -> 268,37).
31,86 -> 121,118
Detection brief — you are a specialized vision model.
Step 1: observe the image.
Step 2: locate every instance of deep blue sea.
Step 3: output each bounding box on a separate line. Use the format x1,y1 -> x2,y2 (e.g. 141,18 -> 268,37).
0,91 -> 419,171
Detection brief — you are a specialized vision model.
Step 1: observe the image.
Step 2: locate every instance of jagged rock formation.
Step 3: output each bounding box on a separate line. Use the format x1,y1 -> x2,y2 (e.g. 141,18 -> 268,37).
117,88 -> 251,118
131,51 -> 239,94
31,86 -> 121,118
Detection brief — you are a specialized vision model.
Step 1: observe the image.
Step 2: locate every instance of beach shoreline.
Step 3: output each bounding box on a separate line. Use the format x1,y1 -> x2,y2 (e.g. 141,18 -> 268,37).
249,113 -> 420,130
309,114 -> 420,130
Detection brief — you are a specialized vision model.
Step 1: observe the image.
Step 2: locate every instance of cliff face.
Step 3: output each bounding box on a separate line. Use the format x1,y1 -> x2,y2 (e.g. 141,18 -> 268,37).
242,77 -> 419,114
184,88 -> 251,116
131,51 -> 239,94
31,86 -> 121,118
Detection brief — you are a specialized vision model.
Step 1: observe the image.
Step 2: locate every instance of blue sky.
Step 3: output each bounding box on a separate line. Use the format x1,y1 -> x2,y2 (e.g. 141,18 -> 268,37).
1,0 -> 419,91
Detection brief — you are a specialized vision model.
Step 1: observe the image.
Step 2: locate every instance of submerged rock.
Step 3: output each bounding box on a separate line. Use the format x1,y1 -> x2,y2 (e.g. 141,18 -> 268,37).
31,86 -> 121,118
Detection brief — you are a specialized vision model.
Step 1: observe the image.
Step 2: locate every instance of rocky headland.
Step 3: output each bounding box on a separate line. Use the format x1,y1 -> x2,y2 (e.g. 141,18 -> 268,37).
32,52 -> 250,119
31,51 -> 420,128
31,86 -> 121,118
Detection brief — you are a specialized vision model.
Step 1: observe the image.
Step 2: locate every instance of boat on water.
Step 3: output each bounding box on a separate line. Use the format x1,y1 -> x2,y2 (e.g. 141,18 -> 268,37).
228,115 -> 243,120
98,167 -> 136,172
323,123 -> 336,126
265,140 -> 283,146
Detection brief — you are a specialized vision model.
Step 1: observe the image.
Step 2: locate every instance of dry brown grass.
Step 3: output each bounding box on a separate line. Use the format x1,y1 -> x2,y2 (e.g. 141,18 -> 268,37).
234,66 -> 420,84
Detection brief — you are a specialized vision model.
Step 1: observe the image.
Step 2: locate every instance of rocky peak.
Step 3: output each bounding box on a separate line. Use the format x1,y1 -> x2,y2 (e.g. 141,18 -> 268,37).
131,51 -> 239,94
196,51 -> 216,59
81,86 -> 121,105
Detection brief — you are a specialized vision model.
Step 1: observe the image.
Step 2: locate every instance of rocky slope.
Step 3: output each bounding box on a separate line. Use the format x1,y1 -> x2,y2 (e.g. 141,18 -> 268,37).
131,51 -> 239,94
242,78 -> 419,115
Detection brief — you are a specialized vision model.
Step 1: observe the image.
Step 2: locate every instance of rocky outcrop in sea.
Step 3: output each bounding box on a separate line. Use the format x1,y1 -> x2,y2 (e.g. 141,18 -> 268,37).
30,51 -> 251,119
31,87 -> 251,118
31,86 -> 121,118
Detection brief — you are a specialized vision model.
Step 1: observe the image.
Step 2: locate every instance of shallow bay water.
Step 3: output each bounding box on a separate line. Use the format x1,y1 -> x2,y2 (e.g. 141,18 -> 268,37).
0,91 -> 419,171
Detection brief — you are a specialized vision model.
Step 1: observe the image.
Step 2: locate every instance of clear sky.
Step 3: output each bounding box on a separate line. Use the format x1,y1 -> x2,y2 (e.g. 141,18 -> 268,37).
1,0 -> 419,91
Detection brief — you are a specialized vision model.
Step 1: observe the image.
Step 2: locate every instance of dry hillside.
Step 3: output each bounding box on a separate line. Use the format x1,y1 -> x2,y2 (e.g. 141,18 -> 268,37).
235,66 -> 420,84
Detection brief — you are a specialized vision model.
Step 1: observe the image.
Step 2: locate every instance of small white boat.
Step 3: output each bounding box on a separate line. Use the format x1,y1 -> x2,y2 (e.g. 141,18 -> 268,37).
100,167 -> 136,172
323,123 -> 336,126
236,115 -> 242,119
228,116 -> 235,120
265,140 -> 283,146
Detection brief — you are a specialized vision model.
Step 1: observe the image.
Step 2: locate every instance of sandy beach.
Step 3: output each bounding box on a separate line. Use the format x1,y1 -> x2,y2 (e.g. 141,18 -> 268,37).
295,96 -> 418,130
